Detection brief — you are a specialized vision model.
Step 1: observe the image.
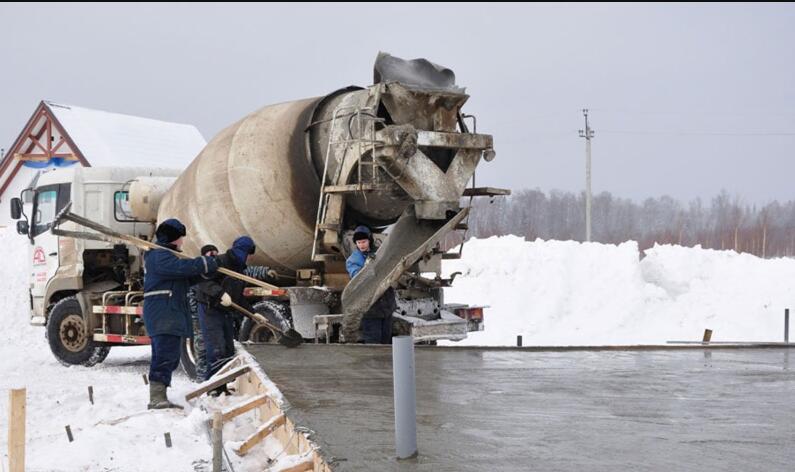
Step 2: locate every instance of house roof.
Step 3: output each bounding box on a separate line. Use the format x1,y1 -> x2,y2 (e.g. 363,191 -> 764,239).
43,101 -> 206,168
0,100 -> 206,199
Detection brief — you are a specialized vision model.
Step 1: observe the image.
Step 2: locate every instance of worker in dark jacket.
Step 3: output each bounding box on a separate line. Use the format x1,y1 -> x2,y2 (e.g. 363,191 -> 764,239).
144,218 -> 218,409
189,243 -> 278,383
346,225 -> 397,344
195,236 -> 256,381
187,244 -> 221,382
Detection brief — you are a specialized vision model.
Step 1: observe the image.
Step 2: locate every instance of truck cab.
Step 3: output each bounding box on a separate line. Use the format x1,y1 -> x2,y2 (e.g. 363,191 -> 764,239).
10,166 -> 181,364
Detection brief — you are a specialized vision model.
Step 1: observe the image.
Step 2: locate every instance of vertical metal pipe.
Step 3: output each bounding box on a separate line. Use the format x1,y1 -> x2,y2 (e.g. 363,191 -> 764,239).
785,308 -> 790,343
517,335 -> 523,347
392,335 -> 418,459
212,411 -> 223,472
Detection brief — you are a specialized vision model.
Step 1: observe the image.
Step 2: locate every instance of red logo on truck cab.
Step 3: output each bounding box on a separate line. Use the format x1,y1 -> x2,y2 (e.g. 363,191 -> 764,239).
33,247 -> 46,265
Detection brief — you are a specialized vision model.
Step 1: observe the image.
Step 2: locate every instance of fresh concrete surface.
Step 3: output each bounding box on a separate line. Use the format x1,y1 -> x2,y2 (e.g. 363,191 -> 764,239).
247,344 -> 795,471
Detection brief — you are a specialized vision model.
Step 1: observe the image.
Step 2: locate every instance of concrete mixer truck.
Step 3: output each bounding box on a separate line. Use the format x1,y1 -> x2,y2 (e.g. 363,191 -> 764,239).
9,53 -> 508,368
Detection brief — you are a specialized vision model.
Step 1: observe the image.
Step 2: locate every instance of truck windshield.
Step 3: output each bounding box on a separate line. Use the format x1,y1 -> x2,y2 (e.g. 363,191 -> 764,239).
33,189 -> 57,235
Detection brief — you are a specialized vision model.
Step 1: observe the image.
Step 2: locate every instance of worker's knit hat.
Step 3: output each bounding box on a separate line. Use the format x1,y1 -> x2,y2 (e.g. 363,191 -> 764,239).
155,218 -> 186,243
353,225 -> 371,242
200,244 -> 219,255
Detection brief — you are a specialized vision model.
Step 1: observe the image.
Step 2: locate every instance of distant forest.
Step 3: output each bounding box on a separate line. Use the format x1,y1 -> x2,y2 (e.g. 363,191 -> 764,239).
457,189 -> 795,258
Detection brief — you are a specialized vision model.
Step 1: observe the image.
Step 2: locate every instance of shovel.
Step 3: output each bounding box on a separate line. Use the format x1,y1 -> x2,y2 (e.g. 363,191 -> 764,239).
228,302 -> 303,348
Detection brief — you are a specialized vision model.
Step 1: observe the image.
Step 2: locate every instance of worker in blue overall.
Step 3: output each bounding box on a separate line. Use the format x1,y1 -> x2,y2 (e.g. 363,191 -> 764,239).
346,225 -> 397,344
143,218 -> 218,409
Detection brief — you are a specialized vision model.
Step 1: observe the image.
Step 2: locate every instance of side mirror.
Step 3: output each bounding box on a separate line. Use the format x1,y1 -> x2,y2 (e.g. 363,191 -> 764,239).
16,220 -> 29,235
10,197 -> 22,220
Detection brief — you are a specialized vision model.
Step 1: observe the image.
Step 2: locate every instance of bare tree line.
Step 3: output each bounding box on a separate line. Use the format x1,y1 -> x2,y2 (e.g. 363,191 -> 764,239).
453,189 -> 795,258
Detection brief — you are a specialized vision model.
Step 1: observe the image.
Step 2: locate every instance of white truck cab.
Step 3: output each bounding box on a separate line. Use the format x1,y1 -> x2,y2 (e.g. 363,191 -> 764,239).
10,166 -> 180,364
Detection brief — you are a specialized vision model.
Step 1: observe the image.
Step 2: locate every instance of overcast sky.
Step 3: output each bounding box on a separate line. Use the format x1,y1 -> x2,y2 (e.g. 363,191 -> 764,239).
1,3 -> 794,204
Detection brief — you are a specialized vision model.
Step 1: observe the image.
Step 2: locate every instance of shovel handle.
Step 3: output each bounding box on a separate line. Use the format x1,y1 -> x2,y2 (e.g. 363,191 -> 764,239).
57,210 -> 281,291
228,302 -> 282,335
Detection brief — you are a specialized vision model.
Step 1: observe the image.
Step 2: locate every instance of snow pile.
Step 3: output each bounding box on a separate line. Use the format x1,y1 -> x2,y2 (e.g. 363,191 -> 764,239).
443,235 -> 795,346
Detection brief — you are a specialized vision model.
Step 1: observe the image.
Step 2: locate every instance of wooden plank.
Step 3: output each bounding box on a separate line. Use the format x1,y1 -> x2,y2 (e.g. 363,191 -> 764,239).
279,459 -> 315,472
212,357 -> 242,378
221,393 -> 270,422
185,365 -> 251,401
9,388 -> 26,472
234,413 -> 286,456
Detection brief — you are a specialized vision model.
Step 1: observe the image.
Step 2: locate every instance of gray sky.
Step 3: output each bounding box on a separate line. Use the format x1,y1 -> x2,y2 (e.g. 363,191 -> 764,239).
1,3 -> 794,204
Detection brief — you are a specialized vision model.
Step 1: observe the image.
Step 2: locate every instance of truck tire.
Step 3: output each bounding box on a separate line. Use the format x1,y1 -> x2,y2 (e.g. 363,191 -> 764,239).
239,301 -> 292,343
180,335 -> 200,381
180,304 -> 207,382
47,297 -> 111,367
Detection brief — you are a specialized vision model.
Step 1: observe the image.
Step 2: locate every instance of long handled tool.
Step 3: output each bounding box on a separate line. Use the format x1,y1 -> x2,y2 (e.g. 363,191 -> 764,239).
51,204 -> 302,347
52,203 -> 281,292
228,302 -> 303,348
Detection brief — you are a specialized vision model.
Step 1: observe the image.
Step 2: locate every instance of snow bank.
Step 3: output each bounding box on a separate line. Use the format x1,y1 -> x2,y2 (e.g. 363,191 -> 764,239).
442,235 -> 795,346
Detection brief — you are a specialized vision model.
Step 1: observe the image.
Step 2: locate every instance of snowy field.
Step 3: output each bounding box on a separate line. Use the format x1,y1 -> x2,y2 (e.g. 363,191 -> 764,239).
2,227 -> 794,470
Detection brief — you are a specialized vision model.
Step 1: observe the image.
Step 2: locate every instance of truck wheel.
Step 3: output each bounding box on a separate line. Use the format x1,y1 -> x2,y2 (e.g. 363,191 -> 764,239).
239,301 -> 292,343
180,336 -> 200,381
180,308 -> 206,381
47,297 -> 111,367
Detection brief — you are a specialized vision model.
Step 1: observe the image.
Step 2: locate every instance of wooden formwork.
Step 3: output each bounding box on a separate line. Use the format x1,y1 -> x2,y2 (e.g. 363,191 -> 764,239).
185,351 -> 332,472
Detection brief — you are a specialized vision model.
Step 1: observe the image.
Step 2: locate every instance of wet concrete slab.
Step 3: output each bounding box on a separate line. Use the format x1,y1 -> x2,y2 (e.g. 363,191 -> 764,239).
245,344 -> 795,471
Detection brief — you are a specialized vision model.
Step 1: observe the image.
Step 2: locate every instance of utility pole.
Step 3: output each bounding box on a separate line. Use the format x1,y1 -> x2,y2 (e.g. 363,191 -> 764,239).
579,109 -> 594,242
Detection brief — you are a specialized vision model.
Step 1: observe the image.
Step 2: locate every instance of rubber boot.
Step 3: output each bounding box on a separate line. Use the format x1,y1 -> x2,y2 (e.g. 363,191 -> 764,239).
147,381 -> 184,410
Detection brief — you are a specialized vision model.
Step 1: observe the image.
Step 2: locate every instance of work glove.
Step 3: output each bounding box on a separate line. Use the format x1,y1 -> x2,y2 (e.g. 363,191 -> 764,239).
220,293 -> 233,307
267,269 -> 279,280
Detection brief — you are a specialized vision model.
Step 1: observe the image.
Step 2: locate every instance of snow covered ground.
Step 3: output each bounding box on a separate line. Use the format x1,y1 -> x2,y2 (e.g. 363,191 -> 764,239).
442,235 -> 795,346
2,227 -> 794,470
0,228 -> 302,472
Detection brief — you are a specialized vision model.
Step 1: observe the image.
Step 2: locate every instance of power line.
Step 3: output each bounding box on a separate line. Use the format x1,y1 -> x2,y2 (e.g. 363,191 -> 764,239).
598,130 -> 795,136
588,107 -> 795,117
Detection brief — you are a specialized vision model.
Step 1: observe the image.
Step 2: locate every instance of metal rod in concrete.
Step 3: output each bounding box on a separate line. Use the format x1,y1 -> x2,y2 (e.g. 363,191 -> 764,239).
392,335 -> 418,459
212,411 -> 223,472
786,309 -> 790,343
517,335 -> 523,347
